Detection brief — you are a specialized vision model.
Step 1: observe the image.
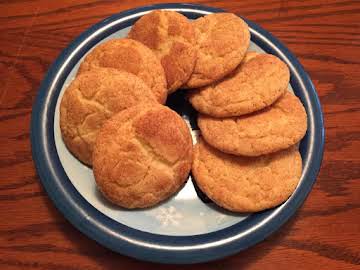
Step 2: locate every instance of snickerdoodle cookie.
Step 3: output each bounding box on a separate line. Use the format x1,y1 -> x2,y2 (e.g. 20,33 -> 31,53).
78,38 -> 167,103
189,53 -> 290,117
60,68 -> 157,165
129,10 -> 196,93
198,92 -> 307,156
192,139 -> 302,212
184,13 -> 250,88
92,104 -> 193,208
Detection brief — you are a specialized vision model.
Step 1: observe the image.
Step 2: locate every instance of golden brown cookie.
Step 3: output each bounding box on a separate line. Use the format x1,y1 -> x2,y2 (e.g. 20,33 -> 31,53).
184,13 -> 250,88
129,10 -> 196,93
189,53 -> 290,117
198,92 -> 307,156
60,68 -> 157,165
78,38 -> 167,104
92,104 -> 193,208
192,139 -> 302,212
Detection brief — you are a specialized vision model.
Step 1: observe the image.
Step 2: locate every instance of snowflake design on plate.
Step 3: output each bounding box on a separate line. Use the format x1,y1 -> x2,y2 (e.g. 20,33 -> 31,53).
216,213 -> 228,224
153,206 -> 183,227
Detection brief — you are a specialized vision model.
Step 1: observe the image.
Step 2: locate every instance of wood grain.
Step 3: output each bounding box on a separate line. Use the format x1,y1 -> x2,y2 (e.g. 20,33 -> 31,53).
0,0 -> 359,269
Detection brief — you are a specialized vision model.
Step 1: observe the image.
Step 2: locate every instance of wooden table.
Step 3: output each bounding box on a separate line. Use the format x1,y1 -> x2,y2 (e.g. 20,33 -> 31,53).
1,0 -> 359,269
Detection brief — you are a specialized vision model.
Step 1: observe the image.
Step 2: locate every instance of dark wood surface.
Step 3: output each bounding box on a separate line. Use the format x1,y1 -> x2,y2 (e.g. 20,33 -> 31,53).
1,0 -> 359,269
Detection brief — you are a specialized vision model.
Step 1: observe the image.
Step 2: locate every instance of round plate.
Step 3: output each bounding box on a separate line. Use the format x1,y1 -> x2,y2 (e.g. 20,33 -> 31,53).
31,3 -> 324,264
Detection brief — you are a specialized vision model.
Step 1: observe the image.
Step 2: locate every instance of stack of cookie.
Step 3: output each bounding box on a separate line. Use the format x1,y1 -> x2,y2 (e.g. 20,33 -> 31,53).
189,54 -> 307,213
59,10 -> 307,212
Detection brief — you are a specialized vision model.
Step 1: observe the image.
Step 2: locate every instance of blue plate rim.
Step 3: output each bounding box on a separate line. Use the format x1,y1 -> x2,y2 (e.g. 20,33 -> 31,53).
30,3 -> 325,264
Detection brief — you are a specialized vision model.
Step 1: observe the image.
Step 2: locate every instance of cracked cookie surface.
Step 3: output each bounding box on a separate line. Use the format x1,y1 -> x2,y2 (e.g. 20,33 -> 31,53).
189,53 -> 290,117
78,38 -> 167,104
192,139 -> 302,212
184,13 -> 250,88
198,92 -> 307,156
92,104 -> 193,208
60,68 -> 157,165
129,10 -> 196,93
